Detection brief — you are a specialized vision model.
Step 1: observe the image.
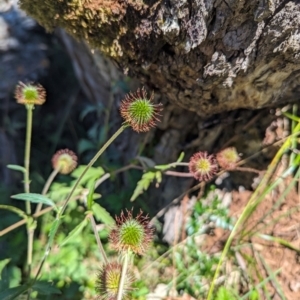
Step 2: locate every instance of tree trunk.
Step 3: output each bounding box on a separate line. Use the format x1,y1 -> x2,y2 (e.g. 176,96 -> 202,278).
20,0 -> 300,116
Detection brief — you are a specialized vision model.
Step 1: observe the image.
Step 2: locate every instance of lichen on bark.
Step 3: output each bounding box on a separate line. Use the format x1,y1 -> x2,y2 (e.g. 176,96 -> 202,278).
19,0 -> 300,117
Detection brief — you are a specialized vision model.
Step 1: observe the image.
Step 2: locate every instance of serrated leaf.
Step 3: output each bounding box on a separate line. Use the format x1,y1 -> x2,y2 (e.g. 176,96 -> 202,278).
71,166 -> 105,186
92,203 -> 115,225
0,285 -> 28,300
155,171 -> 162,184
11,193 -> 57,210
130,171 -> 156,201
60,218 -> 88,246
6,165 -> 26,173
32,281 -> 61,295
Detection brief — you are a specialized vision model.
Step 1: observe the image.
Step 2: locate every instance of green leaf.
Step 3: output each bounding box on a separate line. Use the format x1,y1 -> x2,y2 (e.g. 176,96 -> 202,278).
0,258 -> 10,291
6,165 -> 26,174
0,259 -> 10,279
92,203 -> 115,225
87,182 -> 96,210
176,152 -> 185,162
215,287 -> 236,300
71,166 -> 105,186
136,156 -> 156,168
60,218 -> 88,246
155,171 -> 162,184
130,171 -> 156,201
11,193 -> 57,210
78,139 -> 96,154
48,219 -> 61,247
32,282 -> 61,295
154,164 -> 170,171
249,289 -> 259,300
0,285 -> 28,300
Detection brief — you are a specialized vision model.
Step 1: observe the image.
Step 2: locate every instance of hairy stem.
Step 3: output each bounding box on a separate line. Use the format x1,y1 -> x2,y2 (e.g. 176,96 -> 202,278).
24,105 -> 33,299
117,250 -> 130,300
24,105 -> 33,211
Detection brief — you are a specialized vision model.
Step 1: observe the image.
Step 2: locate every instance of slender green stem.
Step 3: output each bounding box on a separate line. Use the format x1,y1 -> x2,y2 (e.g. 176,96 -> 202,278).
28,168 -> 60,299
33,125 -> 126,281
27,228 -> 34,272
0,164 -> 140,236
35,168 -> 60,214
89,214 -> 108,264
289,105 -> 298,167
24,105 -> 33,212
24,105 -> 34,298
59,125 -> 126,217
117,250 -> 130,300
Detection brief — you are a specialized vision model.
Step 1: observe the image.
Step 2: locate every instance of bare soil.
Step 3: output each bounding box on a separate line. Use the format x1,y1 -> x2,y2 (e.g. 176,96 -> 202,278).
204,178 -> 300,299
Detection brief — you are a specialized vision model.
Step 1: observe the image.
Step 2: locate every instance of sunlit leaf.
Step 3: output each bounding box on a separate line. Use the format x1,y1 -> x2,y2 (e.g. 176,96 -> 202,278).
92,203 -> 115,225
176,152 -> 185,162
71,166 -> 105,186
130,171 -> 156,201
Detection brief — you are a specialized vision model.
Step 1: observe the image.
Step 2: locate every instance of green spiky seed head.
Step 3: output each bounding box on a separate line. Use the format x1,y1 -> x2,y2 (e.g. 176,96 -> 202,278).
120,88 -> 162,132
109,209 -> 154,255
96,262 -> 134,300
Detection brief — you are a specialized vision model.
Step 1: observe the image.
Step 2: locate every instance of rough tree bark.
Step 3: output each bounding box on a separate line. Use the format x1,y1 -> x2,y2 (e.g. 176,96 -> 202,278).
19,0 -> 300,117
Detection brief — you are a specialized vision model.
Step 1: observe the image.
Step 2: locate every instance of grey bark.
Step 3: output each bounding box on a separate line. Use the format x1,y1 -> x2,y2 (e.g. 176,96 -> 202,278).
19,0 -> 300,116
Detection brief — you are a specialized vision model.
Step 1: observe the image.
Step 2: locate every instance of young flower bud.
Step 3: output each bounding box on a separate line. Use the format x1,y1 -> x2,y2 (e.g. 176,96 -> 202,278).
216,147 -> 240,170
120,87 -> 163,132
15,82 -> 46,106
109,209 -> 154,255
189,151 -> 218,181
96,262 -> 134,300
51,149 -> 78,174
